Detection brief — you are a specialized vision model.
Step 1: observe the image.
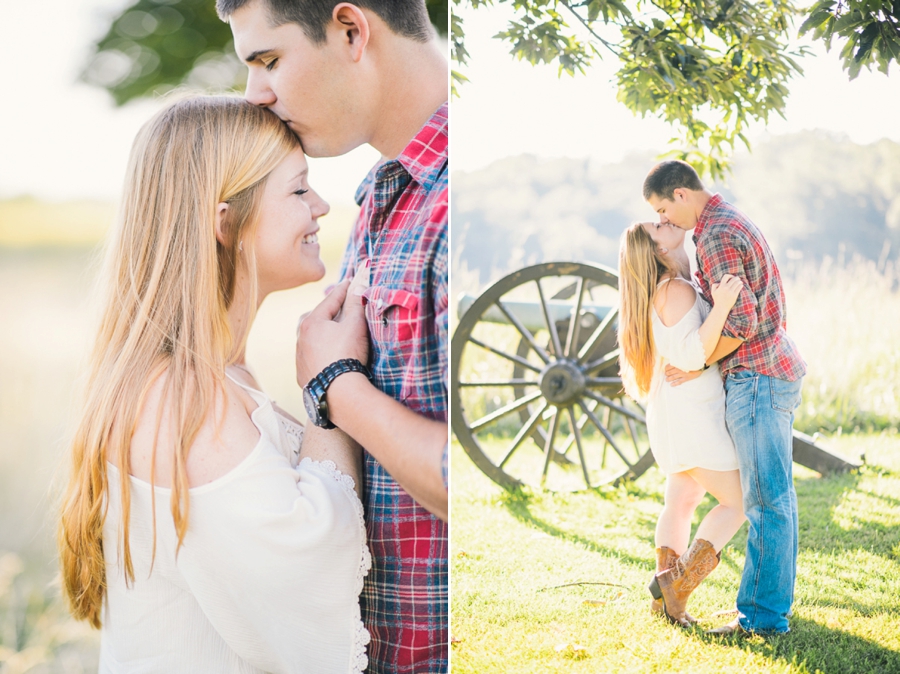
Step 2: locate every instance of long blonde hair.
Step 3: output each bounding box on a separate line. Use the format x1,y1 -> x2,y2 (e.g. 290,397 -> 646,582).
617,223 -> 679,398
58,95 -> 299,628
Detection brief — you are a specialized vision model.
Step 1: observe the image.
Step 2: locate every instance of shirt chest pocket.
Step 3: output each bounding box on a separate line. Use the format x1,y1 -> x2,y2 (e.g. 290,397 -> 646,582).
364,286 -> 420,350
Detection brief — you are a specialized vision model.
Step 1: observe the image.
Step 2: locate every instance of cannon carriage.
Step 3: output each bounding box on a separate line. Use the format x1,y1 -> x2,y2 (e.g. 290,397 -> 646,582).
451,261 -> 859,492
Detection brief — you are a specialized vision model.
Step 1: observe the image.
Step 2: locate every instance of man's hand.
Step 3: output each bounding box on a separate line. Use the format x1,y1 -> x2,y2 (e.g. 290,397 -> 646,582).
296,278 -> 370,387
664,364 -> 704,387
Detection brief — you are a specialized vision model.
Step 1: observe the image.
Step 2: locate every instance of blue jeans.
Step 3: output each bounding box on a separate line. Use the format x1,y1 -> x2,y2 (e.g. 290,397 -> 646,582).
725,371 -> 803,633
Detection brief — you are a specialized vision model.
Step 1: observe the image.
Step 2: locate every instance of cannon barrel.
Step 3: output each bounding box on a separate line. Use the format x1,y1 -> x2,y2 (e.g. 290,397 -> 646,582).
457,292 -> 613,333
792,431 -> 861,474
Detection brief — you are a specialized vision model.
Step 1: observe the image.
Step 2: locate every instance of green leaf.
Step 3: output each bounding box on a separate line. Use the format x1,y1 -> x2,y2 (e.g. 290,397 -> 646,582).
855,23 -> 879,63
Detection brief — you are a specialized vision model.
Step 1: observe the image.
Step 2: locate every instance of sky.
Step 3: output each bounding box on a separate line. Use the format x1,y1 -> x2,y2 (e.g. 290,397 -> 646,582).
0,0 -> 380,206
3,2 -> 897,205
452,2 -> 900,173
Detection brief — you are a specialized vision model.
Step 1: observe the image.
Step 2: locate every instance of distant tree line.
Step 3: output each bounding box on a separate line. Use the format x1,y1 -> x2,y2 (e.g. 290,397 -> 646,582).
451,132 -> 900,290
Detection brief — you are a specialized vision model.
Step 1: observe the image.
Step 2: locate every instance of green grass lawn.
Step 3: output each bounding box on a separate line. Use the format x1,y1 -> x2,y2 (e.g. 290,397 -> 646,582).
450,432 -> 900,674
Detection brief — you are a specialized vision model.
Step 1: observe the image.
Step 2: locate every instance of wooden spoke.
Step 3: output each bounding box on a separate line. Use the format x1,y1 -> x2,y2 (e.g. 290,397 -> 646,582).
605,408 -> 642,464
586,377 -> 622,387
498,402 -> 548,469
536,279 -> 563,359
458,379 -> 539,388
583,390 -> 646,423
567,407 -> 592,488
564,277 -> 586,359
469,336 -> 542,373
625,415 -> 642,460
579,399 -> 634,469
540,408 -> 562,486
577,306 -> 618,364
556,433 -> 576,457
470,390 -> 544,431
558,419 -> 585,455
584,349 -> 620,375
496,299 -> 551,364
556,405 -> 593,456
600,405 -> 611,469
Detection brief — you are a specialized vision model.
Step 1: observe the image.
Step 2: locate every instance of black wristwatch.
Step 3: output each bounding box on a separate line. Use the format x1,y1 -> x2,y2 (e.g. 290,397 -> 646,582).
303,358 -> 373,429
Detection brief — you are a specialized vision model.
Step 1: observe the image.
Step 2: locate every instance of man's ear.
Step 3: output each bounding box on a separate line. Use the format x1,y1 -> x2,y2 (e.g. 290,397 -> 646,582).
672,188 -> 687,203
214,202 -> 230,247
332,3 -> 370,62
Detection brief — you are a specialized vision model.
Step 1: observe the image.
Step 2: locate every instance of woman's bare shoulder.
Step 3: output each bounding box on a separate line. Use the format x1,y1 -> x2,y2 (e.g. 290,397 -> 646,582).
654,277 -> 698,328
128,372 -> 261,488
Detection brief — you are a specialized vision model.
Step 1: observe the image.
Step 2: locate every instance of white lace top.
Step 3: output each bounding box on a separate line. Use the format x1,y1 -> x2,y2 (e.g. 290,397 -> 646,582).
646,278 -> 738,474
100,375 -> 371,673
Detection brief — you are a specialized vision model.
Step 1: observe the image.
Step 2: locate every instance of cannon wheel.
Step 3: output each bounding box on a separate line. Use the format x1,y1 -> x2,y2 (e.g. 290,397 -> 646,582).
451,262 -> 656,492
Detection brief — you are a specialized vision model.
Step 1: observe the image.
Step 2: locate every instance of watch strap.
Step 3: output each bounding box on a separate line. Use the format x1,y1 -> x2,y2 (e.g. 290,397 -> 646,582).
316,358 -> 373,388
306,358 -> 372,429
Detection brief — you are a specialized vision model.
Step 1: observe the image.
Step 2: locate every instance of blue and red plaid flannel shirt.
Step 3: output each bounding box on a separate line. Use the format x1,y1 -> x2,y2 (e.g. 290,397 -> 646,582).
339,103 -> 448,674
693,193 -> 806,381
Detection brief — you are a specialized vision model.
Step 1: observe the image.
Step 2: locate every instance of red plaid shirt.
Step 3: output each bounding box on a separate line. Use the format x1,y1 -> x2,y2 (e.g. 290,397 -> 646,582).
339,103 -> 448,674
693,194 -> 806,381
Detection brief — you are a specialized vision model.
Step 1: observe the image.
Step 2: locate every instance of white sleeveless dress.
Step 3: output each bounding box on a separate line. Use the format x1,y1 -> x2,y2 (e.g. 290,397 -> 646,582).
646,278 -> 739,475
100,374 -> 371,673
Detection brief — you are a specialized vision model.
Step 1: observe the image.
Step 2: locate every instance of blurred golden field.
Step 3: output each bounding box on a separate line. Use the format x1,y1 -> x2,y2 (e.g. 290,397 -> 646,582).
0,198 -> 357,672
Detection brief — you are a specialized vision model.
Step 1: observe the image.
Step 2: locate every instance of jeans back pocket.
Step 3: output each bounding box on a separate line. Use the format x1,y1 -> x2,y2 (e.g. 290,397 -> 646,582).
769,376 -> 802,414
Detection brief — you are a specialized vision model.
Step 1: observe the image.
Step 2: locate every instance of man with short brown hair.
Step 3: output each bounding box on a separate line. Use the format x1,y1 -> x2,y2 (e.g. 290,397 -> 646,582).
218,1 -> 448,670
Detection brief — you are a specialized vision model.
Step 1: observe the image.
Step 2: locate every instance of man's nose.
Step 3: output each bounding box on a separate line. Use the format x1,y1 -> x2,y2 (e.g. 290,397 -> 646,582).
244,70 -> 276,108
659,214 -> 670,225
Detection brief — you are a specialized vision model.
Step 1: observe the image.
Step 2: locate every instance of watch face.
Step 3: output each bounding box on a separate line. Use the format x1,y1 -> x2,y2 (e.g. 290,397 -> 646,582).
303,386 -> 319,424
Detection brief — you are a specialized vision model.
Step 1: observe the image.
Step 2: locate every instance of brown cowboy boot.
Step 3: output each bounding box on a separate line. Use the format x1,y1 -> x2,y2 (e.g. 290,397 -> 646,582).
649,547 -> 697,624
649,547 -> 678,614
648,538 -> 720,627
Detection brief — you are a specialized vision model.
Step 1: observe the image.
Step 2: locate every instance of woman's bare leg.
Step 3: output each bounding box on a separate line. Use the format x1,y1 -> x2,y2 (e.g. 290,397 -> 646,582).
686,467 -> 746,552
656,471 -> 706,553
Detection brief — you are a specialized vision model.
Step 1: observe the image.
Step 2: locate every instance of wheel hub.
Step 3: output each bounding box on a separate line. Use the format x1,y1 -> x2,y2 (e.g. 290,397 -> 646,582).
538,359 -> 585,406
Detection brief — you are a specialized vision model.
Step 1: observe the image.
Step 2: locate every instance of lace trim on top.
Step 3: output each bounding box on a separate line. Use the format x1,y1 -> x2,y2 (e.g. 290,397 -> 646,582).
298,457 -> 372,673
276,415 -> 303,464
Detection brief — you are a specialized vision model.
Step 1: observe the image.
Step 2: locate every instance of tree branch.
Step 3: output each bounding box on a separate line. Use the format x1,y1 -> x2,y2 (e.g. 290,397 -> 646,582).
647,0 -> 708,51
558,0 -> 623,57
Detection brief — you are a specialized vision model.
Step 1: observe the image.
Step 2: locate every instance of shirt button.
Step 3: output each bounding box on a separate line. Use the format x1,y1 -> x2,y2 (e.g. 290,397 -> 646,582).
382,317 -> 388,327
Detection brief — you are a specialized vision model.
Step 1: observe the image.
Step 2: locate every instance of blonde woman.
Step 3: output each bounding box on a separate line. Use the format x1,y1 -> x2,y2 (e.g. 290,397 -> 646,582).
58,96 -> 370,673
617,221 -> 746,627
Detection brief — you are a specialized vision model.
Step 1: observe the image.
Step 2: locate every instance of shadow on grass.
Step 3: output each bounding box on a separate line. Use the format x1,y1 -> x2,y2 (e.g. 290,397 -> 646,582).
687,464 -> 898,561
795,468 -> 900,559
494,457 -> 898,603
694,465 -> 900,614
691,615 -> 900,674
496,488 -> 658,569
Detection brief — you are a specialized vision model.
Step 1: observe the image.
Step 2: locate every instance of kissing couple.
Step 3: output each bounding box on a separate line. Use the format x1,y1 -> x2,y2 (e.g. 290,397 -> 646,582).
57,1 -> 448,672
618,160 -> 806,635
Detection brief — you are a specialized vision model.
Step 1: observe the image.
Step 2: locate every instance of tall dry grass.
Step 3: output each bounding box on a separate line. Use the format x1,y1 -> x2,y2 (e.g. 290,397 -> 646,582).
785,256 -> 900,433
